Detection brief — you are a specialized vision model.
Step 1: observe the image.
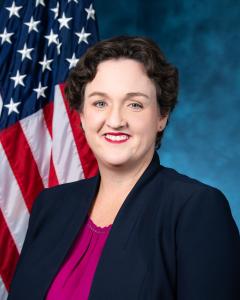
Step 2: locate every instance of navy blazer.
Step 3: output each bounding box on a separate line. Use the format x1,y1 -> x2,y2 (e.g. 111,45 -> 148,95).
8,152 -> 240,300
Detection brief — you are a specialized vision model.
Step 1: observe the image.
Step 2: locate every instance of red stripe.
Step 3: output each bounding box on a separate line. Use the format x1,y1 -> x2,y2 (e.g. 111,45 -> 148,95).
42,102 -> 59,187
48,152 -> 59,187
0,123 -> 44,212
43,102 -> 54,138
59,83 -> 98,179
0,209 -> 19,291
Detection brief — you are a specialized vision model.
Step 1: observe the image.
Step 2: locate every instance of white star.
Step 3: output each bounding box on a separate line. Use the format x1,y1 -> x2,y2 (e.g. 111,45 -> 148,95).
33,82 -> 47,99
35,0 -> 45,7
85,4 -> 95,20
44,29 -> 58,46
50,2 -> 59,19
4,99 -> 21,115
66,53 -> 79,69
5,1 -> 22,18
58,13 -> 72,30
68,0 -> 78,3
75,27 -> 91,44
10,70 -> 26,87
57,40 -> 62,55
39,55 -> 53,71
24,17 -> 40,33
0,28 -> 14,45
17,43 -> 34,61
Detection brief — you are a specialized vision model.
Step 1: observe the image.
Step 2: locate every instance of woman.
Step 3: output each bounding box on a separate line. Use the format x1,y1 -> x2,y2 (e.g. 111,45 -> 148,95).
8,36 -> 240,300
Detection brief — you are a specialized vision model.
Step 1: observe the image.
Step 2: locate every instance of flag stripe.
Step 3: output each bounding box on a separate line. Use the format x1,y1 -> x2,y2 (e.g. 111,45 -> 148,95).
0,276 -> 8,300
0,209 -> 19,292
52,85 -> 84,184
59,84 -> 98,179
48,152 -> 59,187
43,102 -> 54,138
0,124 -> 44,211
0,142 -> 29,252
20,109 -> 52,188
43,102 -> 60,187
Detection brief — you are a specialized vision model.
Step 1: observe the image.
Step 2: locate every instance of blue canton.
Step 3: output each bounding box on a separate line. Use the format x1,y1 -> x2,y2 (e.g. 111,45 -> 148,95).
0,0 -> 99,130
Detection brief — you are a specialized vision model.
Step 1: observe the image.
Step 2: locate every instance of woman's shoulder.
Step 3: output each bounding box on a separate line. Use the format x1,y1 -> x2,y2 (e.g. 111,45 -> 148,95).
156,166 -> 239,239
32,175 -> 98,213
155,165 -> 228,209
44,175 -> 98,194
42,175 -> 98,198
159,164 -> 222,194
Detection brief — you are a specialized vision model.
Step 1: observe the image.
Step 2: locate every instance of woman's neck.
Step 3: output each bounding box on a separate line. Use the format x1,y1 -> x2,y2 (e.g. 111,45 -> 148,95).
96,153 -> 154,202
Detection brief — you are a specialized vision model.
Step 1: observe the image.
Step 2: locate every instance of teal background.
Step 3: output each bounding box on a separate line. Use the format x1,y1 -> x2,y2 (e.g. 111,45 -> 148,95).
95,0 -> 240,229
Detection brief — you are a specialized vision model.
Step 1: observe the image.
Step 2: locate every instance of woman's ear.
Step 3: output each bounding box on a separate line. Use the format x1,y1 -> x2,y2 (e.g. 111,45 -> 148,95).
158,114 -> 169,132
79,112 -> 85,132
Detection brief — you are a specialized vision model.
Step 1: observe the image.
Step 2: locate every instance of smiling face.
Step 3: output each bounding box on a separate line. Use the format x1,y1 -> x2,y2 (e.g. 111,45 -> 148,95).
80,58 -> 168,170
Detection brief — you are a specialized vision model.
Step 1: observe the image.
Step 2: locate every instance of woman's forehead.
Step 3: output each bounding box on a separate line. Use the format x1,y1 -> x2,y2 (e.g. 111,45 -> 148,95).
85,58 -> 156,97
96,58 -> 146,75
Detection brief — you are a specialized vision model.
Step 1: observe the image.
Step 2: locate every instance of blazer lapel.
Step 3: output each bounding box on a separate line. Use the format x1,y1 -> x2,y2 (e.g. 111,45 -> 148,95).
88,151 -> 162,299
42,175 -> 100,298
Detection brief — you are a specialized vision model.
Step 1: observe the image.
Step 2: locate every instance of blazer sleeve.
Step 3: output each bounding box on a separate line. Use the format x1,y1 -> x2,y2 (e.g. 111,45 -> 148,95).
20,190 -> 45,253
176,187 -> 240,300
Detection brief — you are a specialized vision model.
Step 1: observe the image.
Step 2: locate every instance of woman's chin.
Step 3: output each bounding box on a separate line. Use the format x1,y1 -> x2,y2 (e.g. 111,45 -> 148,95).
97,154 -> 134,169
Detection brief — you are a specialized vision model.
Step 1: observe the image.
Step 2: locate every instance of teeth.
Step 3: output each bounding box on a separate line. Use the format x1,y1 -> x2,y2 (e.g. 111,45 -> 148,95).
105,134 -> 129,141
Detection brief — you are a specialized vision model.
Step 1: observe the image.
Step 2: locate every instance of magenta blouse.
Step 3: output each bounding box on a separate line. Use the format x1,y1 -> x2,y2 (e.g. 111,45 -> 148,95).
46,215 -> 112,300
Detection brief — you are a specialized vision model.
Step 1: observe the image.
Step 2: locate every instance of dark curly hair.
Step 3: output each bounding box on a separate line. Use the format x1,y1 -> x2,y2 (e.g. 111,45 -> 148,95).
65,35 -> 178,149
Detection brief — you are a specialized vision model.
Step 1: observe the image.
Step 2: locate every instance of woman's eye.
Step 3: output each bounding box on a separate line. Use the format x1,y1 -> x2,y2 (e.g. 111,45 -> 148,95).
129,102 -> 143,110
94,101 -> 106,108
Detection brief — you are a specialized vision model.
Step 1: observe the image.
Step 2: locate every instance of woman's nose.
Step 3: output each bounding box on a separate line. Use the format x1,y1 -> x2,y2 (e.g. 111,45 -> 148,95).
106,107 -> 127,129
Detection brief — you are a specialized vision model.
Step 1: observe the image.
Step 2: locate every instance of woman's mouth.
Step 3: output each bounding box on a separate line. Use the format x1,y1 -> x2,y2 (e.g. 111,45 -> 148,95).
104,134 -> 130,144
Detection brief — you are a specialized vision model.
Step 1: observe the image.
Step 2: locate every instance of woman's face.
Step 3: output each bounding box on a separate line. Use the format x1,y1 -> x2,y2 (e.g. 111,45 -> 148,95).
80,58 -> 168,170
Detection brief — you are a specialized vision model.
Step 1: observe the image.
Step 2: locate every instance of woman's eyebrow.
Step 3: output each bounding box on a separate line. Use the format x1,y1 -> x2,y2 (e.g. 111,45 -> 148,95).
87,91 -> 150,99
125,92 -> 150,99
87,91 -> 108,98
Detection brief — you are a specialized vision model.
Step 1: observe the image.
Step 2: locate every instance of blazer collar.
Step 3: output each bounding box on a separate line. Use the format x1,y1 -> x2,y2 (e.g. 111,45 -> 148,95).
77,150 -> 162,226
92,149 -> 161,203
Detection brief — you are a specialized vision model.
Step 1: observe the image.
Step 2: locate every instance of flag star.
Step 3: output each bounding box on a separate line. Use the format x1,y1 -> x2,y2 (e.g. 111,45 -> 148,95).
33,82 -> 47,99
44,29 -> 58,46
39,55 -> 53,71
66,53 -> 79,69
35,0 -> 45,7
0,28 -> 14,44
5,1 -> 22,18
24,17 -> 40,33
50,2 -> 59,19
75,27 -> 91,44
10,70 -> 26,87
58,13 -> 72,30
85,4 -> 95,20
4,99 -> 21,115
17,43 -> 34,61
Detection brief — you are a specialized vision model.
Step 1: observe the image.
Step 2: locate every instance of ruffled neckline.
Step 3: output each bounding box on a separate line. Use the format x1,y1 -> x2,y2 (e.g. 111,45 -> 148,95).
86,215 -> 112,233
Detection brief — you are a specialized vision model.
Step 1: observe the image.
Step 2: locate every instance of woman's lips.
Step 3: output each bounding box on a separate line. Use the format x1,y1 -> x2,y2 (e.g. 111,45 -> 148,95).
104,133 -> 130,144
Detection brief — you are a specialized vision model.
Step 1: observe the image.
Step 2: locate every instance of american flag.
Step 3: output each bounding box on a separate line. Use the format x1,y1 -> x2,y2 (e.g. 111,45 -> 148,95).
0,0 -> 99,298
